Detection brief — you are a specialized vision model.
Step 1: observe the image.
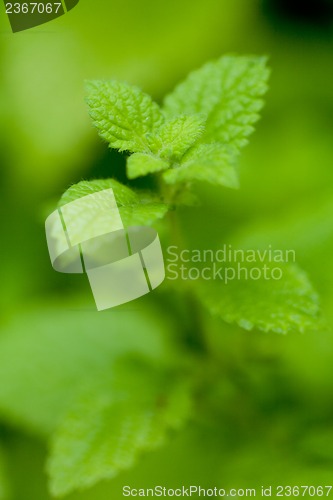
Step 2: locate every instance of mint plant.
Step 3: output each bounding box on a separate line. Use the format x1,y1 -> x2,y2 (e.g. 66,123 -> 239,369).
79,54 -> 319,336
0,56 -> 322,498
86,56 -> 269,189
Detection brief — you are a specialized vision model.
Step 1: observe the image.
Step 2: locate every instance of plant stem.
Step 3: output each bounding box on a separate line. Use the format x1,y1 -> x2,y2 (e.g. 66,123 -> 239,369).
166,208 -> 208,355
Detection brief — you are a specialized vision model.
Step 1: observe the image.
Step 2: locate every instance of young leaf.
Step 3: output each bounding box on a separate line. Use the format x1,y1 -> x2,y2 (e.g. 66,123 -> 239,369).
127,115 -> 206,179
86,81 -> 164,153
150,114 -> 206,160
59,179 -> 169,237
163,55 -> 269,150
163,143 -> 239,188
127,153 -> 169,179
196,262 -> 320,334
47,364 -> 191,497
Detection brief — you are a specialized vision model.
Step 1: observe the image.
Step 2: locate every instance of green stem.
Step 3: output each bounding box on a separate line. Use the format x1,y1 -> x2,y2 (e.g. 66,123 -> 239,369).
166,208 -> 208,355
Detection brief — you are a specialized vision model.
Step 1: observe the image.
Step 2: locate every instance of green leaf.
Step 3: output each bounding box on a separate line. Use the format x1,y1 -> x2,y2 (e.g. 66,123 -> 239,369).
0,307 -> 178,435
163,143 -> 239,188
127,153 -> 169,179
127,115 -> 206,179
59,178 -> 169,231
47,363 -> 191,497
226,196 -> 333,300
163,55 -> 269,150
86,81 -> 164,153
149,114 -> 206,160
196,261 -> 320,334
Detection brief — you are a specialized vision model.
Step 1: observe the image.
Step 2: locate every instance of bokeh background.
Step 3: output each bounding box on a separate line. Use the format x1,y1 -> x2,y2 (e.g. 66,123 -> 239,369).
0,0 -> 333,498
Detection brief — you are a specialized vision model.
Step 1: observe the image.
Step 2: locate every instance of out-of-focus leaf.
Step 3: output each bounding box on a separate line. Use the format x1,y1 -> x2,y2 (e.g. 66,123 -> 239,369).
196,261 -> 320,334
229,196 -> 333,300
47,363 -> 191,497
0,307 -> 178,435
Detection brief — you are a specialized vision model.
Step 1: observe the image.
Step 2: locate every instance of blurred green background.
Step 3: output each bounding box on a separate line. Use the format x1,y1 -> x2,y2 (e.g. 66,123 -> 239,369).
1,0 -> 333,498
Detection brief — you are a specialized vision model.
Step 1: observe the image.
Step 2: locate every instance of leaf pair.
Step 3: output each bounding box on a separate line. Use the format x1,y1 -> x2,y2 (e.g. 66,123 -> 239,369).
86,55 -> 270,188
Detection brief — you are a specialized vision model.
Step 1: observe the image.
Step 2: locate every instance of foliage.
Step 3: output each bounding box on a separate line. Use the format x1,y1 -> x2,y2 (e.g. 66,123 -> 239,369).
0,54 -> 328,500
86,56 -> 269,187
